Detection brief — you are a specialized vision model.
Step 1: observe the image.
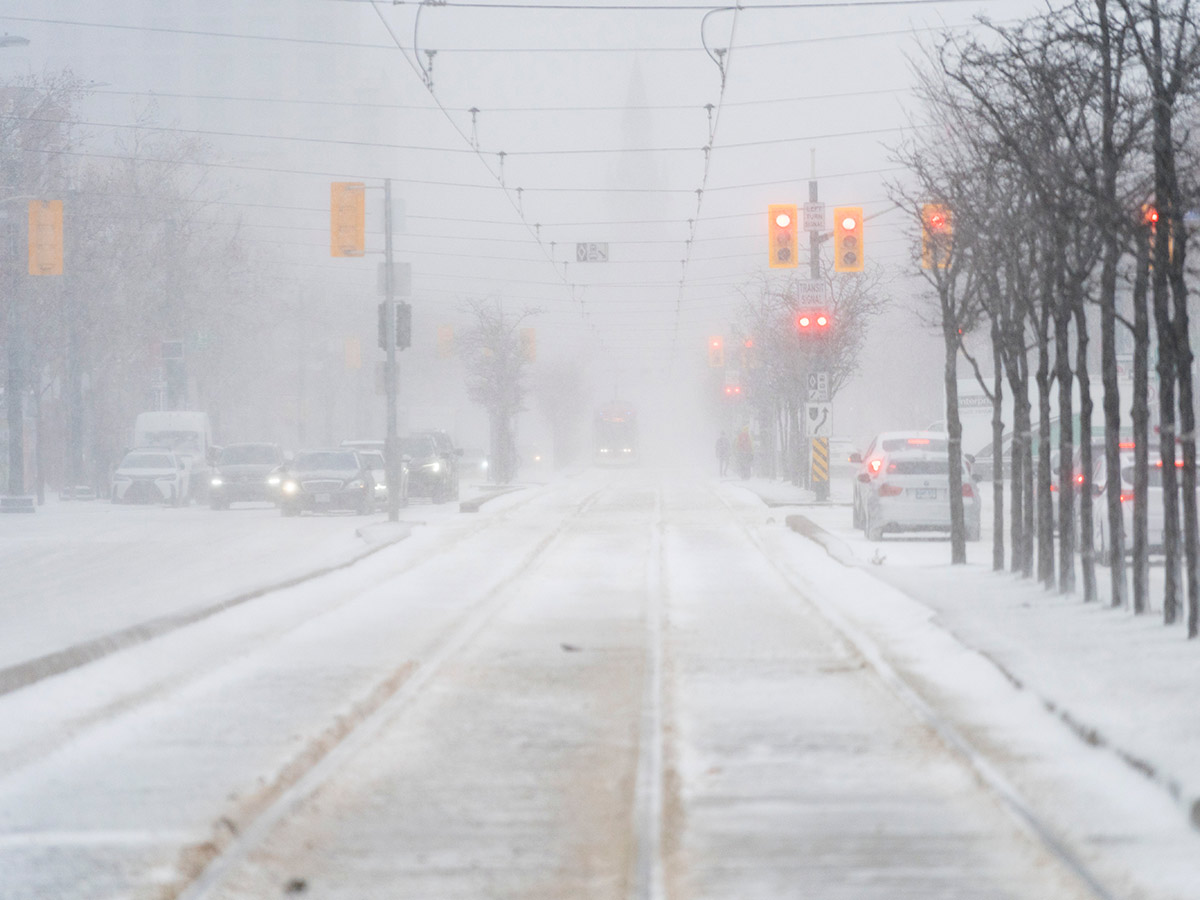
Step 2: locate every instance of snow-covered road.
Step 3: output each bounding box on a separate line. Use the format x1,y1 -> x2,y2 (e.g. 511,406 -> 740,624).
1,470 -> 1196,898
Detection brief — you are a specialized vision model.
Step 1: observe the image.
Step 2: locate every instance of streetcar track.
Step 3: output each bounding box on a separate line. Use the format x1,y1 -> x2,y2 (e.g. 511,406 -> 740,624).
712,483 -> 1120,900
170,487 -> 605,900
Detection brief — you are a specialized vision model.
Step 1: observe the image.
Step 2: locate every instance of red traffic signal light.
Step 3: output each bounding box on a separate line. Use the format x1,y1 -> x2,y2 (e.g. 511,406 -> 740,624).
796,309 -> 831,334
767,203 -> 799,269
708,335 -> 724,367
833,206 -> 863,272
921,203 -> 952,269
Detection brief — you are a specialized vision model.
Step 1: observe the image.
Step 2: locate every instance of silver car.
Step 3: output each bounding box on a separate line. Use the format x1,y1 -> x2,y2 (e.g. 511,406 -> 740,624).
111,450 -> 188,505
856,443 -> 982,542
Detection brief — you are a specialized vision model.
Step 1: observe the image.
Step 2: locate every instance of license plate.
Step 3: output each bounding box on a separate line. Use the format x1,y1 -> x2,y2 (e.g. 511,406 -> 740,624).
915,488 -> 938,499
315,493 -> 331,503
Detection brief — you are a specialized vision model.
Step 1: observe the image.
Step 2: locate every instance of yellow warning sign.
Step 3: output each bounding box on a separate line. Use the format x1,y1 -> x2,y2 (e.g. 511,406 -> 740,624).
811,437 -> 829,483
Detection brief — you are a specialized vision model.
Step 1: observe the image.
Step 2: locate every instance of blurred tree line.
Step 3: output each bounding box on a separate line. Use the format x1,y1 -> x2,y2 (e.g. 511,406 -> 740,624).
0,71 -> 311,498
894,0 -> 1200,637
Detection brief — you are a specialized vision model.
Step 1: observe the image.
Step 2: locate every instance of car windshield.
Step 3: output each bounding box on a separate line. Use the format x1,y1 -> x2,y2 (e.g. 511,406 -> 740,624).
292,451 -> 358,472
219,445 -> 278,465
140,430 -> 200,453
882,438 -> 948,453
400,437 -> 435,458
120,453 -> 174,469
359,451 -> 385,469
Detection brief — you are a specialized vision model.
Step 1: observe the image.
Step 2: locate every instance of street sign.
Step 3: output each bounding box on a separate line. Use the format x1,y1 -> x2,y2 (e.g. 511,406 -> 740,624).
807,371 -> 829,402
575,242 -> 609,262
805,402 -> 832,438
803,202 -> 825,232
377,262 -> 412,297
797,280 -> 826,307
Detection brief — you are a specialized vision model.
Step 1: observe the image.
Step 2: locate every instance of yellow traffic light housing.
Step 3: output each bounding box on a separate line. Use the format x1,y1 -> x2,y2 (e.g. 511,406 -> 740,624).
28,200 -> 63,275
922,203 -> 952,269
767,204 -> 798,269
833,206 -> 863,272
330,182 -> 365,257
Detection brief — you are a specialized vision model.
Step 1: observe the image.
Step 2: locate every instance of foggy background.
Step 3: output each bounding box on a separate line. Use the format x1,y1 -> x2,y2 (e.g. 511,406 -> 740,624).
0,0 -> 1046,475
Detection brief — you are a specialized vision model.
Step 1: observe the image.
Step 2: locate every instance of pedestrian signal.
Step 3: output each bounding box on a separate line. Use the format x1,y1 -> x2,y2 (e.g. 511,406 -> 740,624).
331,182 -> 365,257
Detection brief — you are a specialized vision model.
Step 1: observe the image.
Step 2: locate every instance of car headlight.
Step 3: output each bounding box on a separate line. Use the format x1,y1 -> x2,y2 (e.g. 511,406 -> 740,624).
424,461 -> 441,473
210,476 -> 224,487
282,480 -> 298,495
480,460 -> 489,470
267,475 -> 281,486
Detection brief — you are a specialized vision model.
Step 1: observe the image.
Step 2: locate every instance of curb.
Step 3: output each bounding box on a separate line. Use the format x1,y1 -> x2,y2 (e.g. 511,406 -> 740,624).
459,485 -> 523,513
784,512 -> 1200,836
0,524 -> 413,698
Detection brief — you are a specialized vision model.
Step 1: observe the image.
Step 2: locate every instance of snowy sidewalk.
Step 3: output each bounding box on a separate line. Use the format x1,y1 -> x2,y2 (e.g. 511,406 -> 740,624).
735,476 -> 1200,837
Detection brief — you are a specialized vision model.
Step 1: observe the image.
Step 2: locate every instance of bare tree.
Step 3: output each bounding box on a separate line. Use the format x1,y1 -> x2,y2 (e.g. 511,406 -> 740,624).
458,298 -> 539,485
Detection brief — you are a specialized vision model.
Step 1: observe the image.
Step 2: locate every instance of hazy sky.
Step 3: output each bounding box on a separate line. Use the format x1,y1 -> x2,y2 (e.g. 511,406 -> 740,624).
0,0 -> 1050,448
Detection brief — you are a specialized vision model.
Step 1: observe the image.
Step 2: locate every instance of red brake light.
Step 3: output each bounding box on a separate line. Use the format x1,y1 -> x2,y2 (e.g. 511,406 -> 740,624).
1049,484 -> 1058,492
962,483 -> 974,498
907,438 -> 930,445
1120,491 -> 1135,503
816,314 -> 828,327
798,315 -> 811,327
879,483 -> 903,497
1118,441 -> 1135,450
1075,473 -> 1085,484
868,459 -> 882,474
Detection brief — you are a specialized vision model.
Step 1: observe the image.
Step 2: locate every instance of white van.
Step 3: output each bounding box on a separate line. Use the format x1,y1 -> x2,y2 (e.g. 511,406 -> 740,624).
131,411 -> 217,503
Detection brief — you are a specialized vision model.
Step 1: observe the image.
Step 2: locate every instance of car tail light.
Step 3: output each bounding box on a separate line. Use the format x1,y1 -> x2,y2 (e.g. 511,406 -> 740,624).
1075,473 -> 1085,484
962,483 -> 975,498
868,458 -> 882,475
1119,441 -> 1135,450
1049,484 -> 1058,492
878,483 -> 903,497
907,438 -> 930,445
1120,491 -> 1135,503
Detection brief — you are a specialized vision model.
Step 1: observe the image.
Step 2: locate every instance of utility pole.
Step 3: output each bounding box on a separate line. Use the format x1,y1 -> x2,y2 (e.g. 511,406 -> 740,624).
383,179 -> 401,524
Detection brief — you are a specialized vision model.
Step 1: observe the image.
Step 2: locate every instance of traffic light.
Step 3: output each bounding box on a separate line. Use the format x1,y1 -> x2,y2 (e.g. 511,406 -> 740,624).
708,336 -> 724,367
796,309 -> 832,335
767,203 -> 798,269
921,203 -> 952,269
833,206 -> 863,272
330,181 -> 365,257
520,327 -> 537,362
377,301 -> 412,350
28,199 -> 63,276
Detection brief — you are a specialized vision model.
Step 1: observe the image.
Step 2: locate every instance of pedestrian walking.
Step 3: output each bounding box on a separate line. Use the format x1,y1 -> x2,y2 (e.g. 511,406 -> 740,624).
716,431 -> 731,476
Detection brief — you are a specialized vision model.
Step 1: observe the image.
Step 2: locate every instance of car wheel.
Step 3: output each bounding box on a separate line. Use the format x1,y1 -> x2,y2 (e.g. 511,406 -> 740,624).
865,507 -> 884,542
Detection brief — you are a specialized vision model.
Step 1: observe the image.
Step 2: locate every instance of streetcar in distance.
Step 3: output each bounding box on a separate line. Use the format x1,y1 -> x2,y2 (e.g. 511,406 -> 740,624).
594,402 -> 638,465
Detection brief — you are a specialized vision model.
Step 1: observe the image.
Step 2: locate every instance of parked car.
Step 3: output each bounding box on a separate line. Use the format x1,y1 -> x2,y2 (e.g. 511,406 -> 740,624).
209,442 -> 285,509
1091,444 -> 1198,563
856,440 -> 982,541
851,431 -> 950,530
357,448 -> 409,509
111,449 -> 188,505
403,432 -> 459,502
277,449 -> 375,517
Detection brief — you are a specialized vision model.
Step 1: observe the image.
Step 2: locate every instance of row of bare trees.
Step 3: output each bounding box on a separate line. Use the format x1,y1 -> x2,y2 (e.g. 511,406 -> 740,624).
894,0 -> 1200,637
1,72 -> 284,496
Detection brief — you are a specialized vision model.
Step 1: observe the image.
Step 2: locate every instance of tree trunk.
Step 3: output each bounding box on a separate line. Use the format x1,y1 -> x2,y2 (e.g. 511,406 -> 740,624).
1132,229 -> 1151,613
1036,306 -> 1056,588
991,319 -> 1005,571
1075,297 -> 1097,603
944,325 -> 967,565
1055,297 -> 1076,594
1168,220 -> 1198,637
1152,222 -> 1181,624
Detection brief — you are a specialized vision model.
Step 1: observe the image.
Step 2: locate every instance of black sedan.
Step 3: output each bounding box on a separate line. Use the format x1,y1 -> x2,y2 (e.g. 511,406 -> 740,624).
209,442 -> 285,509
278,449 -> 375,517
